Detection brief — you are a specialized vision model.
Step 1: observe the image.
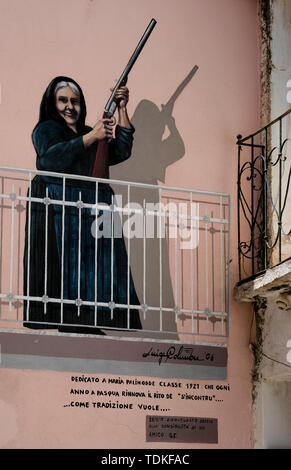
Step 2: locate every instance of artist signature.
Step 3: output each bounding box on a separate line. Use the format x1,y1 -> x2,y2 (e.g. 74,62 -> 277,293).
142,346 -> 214,366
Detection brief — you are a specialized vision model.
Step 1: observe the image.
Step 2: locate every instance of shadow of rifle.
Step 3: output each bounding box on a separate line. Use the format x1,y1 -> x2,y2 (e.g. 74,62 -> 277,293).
161,65 -> 199,119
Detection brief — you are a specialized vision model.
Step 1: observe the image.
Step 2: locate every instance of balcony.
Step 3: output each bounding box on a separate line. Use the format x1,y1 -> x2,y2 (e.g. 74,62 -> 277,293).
235,108 -> 291,448
0,166 -> 230,343
235,108 -> 291,303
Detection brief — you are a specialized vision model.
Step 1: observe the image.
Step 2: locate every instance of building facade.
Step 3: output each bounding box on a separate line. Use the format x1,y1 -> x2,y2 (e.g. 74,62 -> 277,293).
0,0 -> 273,449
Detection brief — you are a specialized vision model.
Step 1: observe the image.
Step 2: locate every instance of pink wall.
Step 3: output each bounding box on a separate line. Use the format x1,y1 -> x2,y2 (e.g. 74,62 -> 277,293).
0,0 -> 260,448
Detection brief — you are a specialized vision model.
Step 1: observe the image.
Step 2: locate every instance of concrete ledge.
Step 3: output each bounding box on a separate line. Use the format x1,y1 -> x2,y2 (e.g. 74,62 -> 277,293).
0,329 -> 228,380
234,258 -> 291,303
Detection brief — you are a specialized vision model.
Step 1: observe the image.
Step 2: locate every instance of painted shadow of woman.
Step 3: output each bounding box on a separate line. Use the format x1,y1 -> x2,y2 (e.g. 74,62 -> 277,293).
111,66 -> 198,340
110,99 -> 185,339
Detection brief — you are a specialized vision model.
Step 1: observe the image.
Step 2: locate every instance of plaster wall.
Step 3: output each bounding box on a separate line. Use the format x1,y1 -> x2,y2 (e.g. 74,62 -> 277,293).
252,291 -> 291,448
0,0 -> 261,449
262,379 -> 291,449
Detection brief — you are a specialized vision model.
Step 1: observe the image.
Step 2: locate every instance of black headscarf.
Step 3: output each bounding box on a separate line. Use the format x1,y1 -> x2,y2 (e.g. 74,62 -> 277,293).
37,76 -> 87,134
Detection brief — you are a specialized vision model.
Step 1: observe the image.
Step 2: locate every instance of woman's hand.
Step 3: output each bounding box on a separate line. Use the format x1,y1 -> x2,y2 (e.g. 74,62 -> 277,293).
111,86 -> 129,109
92,118 -> 114,140
108,85 -> 132,129
83,118 -> 115,148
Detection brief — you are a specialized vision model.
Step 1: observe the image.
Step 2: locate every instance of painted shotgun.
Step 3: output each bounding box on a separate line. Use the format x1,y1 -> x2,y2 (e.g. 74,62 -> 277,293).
92,18 -> 157,178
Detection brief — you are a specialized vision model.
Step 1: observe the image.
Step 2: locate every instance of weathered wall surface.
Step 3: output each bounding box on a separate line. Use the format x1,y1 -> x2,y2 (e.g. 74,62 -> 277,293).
251,292 -> 291,448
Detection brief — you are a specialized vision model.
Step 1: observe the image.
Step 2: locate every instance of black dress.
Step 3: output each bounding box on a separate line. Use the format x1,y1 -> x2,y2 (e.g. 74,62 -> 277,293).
23,119 -> 142,333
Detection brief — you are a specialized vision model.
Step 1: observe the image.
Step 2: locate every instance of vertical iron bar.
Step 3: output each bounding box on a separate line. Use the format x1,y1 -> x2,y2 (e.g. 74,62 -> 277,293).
220,196 -> 225,327
205,206 -> 209,318
196,224 -> 200,334
237,136 -> 242,281
175,205 -> 178,323
94,181 -> 98,326
251,136 -> 255,275
16,187 -> 22,321
9,184 -> 15,312
44,187 -> 49,314
211,212 -> 215,316
127,184 -> 131,329
190,193 -> 194,334
263,128 -> 268,270
226,195 -> 231,337
26,173 -> 32,321
278,118 -> 282,263
159,188 -> 163,332
143,198 -> 146,319
205,206 -> 209,324
60,177 -> 66,325
77,191 -> 82,317
110,194 -> 114,320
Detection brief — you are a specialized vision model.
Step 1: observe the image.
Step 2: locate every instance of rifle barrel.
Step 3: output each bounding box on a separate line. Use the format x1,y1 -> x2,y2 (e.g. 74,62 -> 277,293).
104,18 -> 157,116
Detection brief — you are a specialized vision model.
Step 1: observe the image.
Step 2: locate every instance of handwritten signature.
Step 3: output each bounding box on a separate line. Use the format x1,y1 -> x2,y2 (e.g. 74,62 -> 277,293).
142,346 -> 214,366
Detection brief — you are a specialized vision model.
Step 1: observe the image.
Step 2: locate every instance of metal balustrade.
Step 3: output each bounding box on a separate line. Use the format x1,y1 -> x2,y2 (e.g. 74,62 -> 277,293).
237,108 -> 291,283
0,167 -> 230,343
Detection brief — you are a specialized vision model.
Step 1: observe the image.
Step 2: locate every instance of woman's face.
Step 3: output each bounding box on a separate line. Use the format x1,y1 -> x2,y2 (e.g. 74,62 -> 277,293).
55,85 -> 81,130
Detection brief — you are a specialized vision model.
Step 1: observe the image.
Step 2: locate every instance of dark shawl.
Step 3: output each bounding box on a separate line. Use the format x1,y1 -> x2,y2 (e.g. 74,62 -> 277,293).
23,77 -> 141,333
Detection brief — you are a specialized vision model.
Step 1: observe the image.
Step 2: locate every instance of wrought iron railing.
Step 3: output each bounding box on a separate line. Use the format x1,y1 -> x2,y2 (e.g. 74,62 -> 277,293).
237,108 -> 291,283
0,167 -> 230,343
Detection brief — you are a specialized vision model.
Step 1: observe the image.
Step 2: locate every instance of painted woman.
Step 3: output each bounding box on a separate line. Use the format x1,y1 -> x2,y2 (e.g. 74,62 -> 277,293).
23,75 -> 142,334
